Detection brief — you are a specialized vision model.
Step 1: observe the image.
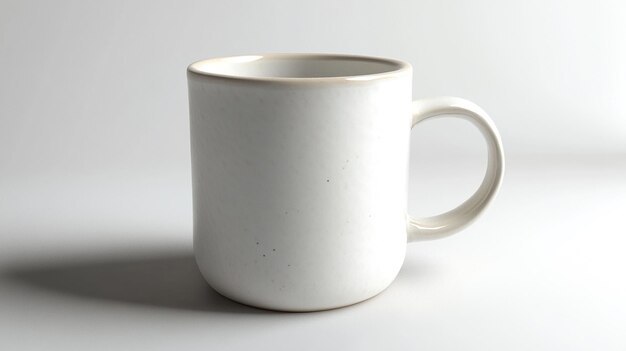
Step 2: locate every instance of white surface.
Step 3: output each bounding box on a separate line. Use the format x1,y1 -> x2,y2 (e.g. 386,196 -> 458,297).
1,156 -> 625,350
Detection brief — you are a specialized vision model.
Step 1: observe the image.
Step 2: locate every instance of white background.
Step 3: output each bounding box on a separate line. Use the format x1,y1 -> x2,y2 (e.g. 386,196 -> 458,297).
1,1 -> 625,350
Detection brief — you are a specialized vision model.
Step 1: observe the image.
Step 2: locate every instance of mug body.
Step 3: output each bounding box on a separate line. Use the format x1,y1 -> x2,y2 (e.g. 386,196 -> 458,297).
188,54 -> 412,311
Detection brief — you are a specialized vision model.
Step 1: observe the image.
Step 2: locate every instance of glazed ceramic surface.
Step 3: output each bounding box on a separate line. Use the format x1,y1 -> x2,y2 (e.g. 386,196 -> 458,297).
187,54 -> 504,311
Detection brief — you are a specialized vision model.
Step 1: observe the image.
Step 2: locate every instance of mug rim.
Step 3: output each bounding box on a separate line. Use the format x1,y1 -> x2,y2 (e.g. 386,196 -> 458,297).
187,53 -> 412,84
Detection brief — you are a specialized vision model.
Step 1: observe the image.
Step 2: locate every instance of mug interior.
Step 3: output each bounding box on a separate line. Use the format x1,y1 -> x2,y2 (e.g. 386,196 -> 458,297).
188,54 -> 408,80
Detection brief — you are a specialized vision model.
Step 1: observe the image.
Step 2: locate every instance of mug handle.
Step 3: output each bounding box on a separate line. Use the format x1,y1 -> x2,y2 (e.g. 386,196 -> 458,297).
407,97 -> 504,242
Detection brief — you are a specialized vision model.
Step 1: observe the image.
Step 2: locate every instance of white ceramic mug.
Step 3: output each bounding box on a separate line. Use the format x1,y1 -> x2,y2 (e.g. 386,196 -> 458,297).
187,54 -> 504,311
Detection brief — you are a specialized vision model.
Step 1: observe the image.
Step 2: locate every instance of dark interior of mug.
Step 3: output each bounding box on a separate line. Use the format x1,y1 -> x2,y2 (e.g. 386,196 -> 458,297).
189,54 -> 406,79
